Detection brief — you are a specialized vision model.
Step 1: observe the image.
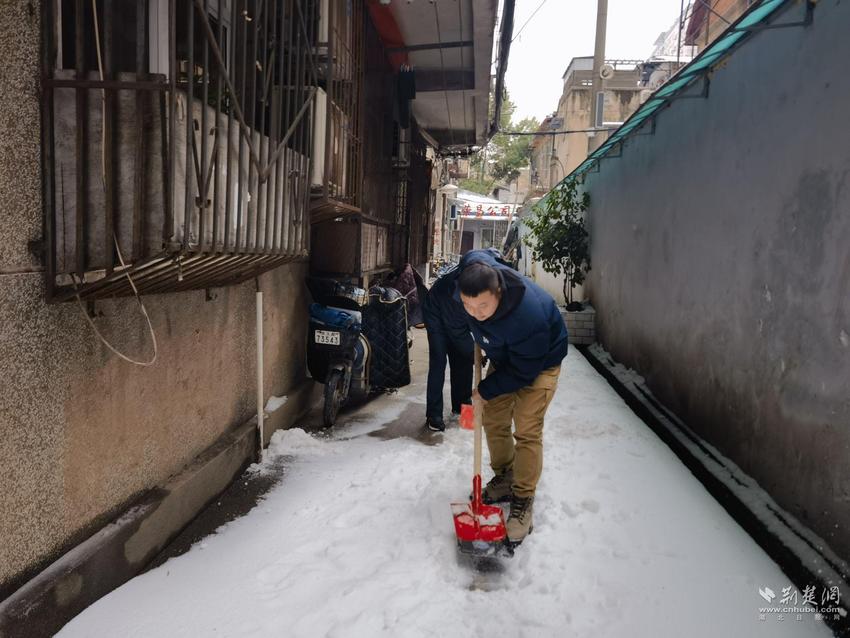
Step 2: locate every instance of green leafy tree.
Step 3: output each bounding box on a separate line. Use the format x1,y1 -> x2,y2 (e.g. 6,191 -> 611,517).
459,92 -> 538,195
490,115 -> 538,183
523,178 -> 591,306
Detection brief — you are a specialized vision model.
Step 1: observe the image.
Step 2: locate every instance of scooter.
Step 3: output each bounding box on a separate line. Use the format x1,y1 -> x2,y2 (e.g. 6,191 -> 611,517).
306,280 -> 371,427
306,277 -> 412,427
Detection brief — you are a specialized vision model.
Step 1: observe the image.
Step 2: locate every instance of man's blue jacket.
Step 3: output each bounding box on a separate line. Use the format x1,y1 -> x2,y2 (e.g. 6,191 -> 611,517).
454,250 -> 569,401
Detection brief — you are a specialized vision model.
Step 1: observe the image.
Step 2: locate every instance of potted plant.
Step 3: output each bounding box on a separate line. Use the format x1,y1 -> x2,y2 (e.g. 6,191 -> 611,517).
523,178 -> 591,310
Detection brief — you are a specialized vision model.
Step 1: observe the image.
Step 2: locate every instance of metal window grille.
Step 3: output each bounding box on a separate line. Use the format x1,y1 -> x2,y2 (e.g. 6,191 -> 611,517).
309,7 -> 412,282
310,0 -> 363,213
404,140 -> 430,267
42,0 -> 319,301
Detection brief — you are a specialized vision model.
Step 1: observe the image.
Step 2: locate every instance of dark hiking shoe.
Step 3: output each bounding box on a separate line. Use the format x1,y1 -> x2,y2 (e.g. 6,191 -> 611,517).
506,494 -> 534,544
426,417 -> 445,432
472,469 -> 513,504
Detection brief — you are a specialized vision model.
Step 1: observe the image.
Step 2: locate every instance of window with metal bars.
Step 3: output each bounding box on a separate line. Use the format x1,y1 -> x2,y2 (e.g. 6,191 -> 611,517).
43,0 -> 319,301
309,3 -> 425,283
405,140 -> 431,267
309,0 -> 363,215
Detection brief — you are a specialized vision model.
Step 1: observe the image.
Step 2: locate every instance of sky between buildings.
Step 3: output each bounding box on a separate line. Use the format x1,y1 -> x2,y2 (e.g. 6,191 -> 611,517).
504,0 -> 688,121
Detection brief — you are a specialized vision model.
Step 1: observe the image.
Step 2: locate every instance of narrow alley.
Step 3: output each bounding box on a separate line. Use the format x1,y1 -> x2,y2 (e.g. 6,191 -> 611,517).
2,1 -> 849,636
57,337 -> 833,638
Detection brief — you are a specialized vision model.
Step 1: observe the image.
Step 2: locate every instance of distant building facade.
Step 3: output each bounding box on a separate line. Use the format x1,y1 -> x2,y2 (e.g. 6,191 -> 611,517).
685,0 -> 757,52
529,57 -> 647,197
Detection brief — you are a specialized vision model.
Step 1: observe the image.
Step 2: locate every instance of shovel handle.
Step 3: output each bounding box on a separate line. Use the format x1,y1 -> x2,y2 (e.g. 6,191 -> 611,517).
473,343 -> 483,496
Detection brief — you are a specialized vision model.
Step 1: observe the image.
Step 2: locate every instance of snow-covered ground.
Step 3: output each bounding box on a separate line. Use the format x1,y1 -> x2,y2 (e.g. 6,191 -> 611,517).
59,341 -> 834,637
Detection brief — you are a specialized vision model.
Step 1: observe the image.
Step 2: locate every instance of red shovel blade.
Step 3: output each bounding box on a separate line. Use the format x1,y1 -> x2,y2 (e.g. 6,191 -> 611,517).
451,475 -> 507,555
451,502 -> 507,542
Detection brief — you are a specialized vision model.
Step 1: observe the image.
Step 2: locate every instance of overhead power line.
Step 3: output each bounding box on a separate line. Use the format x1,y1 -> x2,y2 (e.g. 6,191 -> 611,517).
511,0 -> 548,43
499,127 -> 617,136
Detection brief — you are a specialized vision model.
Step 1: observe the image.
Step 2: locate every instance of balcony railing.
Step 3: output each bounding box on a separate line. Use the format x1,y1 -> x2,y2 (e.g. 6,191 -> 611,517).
42,0 -> 319,301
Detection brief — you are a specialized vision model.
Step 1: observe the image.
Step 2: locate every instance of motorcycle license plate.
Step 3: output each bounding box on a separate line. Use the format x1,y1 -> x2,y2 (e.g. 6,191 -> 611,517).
315,330 -> 341,345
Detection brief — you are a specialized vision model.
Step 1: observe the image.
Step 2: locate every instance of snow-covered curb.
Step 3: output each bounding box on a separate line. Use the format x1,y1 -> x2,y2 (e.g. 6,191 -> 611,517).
585,342 -> 850,624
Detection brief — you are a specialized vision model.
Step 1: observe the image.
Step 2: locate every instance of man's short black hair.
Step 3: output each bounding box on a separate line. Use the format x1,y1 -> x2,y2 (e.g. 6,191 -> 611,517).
458,262 -> 500,297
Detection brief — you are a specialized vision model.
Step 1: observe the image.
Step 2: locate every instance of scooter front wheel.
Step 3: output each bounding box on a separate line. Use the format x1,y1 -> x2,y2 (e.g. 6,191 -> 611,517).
323,369 -> 344,427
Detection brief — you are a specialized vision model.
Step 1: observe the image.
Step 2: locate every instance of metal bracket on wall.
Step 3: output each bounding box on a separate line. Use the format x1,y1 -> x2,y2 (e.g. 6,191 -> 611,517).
596,141 -> 624,165
593,140 -> 623,168
635,117 -> 657,137
606,141 -> 624,159
629,117 -> 657,137
588,160 -> 601,174
731,0 -> 815,32
664,74 -> 711,103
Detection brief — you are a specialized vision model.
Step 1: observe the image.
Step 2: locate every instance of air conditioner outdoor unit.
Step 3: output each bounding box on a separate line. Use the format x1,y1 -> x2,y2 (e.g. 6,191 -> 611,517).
311,88 -> 349,194
149,0 -> 232,77
316,0 -> 353,81
319,0 -> 330,44
312,88 -> 328,187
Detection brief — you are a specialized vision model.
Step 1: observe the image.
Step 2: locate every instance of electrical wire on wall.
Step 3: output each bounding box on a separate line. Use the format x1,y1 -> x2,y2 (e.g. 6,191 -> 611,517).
70,0 -> 159,367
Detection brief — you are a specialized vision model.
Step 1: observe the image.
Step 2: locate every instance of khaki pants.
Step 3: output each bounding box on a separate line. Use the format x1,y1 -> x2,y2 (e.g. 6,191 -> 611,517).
482,365 -> 561,498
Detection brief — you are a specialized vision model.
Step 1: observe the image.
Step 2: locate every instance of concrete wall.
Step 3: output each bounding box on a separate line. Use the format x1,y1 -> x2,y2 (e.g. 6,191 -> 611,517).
583,0 -> 850,562
0,1 -> 313,597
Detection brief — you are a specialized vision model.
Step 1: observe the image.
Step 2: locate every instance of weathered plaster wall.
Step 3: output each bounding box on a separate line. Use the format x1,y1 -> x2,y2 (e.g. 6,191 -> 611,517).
0,0 -> 313,596
583,0 -> 850,562
0,0 -> 41,276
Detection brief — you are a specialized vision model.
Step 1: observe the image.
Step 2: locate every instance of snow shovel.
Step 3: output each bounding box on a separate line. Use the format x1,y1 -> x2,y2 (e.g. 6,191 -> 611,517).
451,344 -> 507,555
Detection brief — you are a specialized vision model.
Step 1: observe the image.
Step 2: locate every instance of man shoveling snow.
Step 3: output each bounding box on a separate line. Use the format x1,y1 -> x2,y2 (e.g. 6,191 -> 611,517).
455,251 -> 569,547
